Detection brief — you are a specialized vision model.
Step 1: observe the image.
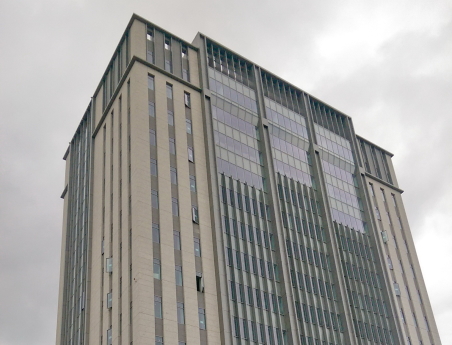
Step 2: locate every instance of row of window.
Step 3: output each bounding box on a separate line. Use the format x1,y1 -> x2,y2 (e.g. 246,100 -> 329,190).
342,260 -> 381,289
299,335 -> 339,345
226,247 -> 279,281
209,77 -> 258,113
217,159 -> 265,190
232,316 -> 286,345
149,129 -> 195,160
212,105 -> 258,139
266,106 -> 309,140
229,280 -> 284,314
215,130 -> 262,165
338,234 -> 374,261
289,269 -> 336,300
152,224 -> 201,256
348,289 -> 388,317
295,302 -> 343,332
155,336 -> 187,345
352,319 -> 393,345
150,190 -> 199,222
277,184 -> 320,214
274,158 -> 314,188
286,239 -> 330,269
146,28 -> 190,81
154,298 -> 206,327
151,160 -> 197,192
223,216 -> 275,250
282,213 -> 326,243
221,186 -> 271,219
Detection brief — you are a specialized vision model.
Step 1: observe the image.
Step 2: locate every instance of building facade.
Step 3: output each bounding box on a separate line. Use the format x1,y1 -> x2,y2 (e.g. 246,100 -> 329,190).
56,14 -> 441,345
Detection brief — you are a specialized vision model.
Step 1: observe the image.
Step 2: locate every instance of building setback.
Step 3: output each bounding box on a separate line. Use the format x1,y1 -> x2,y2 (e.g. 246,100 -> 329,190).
56,14 -> 442,345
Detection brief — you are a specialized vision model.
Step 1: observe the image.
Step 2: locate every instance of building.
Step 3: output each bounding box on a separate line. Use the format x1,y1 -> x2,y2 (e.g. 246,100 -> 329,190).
56,14 -> 442,345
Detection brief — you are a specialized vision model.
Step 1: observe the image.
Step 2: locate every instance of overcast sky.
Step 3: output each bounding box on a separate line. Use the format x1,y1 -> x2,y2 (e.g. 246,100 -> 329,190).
0,0 -> 451,344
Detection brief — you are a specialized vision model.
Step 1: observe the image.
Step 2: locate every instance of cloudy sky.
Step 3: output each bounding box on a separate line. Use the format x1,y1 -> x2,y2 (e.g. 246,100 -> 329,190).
0,0 -> 451,344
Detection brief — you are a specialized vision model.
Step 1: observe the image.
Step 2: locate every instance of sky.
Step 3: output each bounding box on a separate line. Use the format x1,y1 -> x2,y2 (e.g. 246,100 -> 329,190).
0,0 -> 451,344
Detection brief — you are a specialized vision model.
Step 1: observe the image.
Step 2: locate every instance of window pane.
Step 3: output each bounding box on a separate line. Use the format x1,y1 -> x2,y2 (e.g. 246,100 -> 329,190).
172,198 -> 179,216
154,296 -> 162,318
186,119 -> 192,134
174,230 -> 181,250
166,84 -> 173,99
153,259 -> 161,279
151,190 -> 159,209
152,223 -> 160,243
170,167 -> 177,184
189,175 -> 196,192
175,265 -> 183,286
177,302 -> 185,324
194,238 -> 201,257
168,110 -> 174,126
169,138 -> 176,154
150,159 -> 157,176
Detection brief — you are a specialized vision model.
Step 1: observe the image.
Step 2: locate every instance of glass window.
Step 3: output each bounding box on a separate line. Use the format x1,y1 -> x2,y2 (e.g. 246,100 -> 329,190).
146,30 -> 154,41
189,175 -> 196,192
194,238 -> 201,257
153,258 -> 161,279
198,308 -> 206,329
186,119 -> 192,134
172,197 -> 179,216
150,158 -> 157,176
149,101 -> 155,117
150,129 -> 156,146
166,84 -> 173,99
175,265 -> 183,286
148,75 -> 154,90
170,167 -> 177,185
164,36 -> 171,50
154,296 -> 162,318
177,302 -> 185,324
192,206 -> 199,223
184,92 -> 191,107
107,292 -> 112,309
181,45 -> 188,58
152,223 -> 160,243
169,138 -> 176,154
155,336 -> 164,345
188,147 -> 194,162
174,230 -> 181,250
106,257 -> 113,273
151,189 -> 159,209
168,110 -> 174,126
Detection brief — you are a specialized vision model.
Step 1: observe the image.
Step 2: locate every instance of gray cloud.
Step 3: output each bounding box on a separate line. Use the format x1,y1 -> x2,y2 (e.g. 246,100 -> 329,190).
1,0 -> 450,344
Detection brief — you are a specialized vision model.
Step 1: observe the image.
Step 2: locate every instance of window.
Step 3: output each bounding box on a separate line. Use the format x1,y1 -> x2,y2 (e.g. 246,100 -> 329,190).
194,238 -> 201,257
152,223 -> 160,243
186,119 -> 192,134
166,84 -> 173,99
181,45 -> 188,58
148,101 -> 155,117
196,272 -> 204,292
107,328 -> 112,345
167,110 -> 174,126
147,30 -> 154,41
175,265 -> 183,286
172,198 -> 179,216
170,167 -> 177,185
154,296 -> 162,318
189,175 -> 196,192
155,336 -> 164,345
106,257 -> 113,273
148,75 -> 155,90
184,92 -> 191,107
192,206 -> 199,223
198,308 -> 206,329
394,282 -> 401,296
169,138 -> 176,155
153,258 -> 161,279
149,129 -> 156,146
177,302 -> 185,324
150,159 -> 157,176
164,36 -> 171,49
107,292 -> 112,309
188,147 -> 194,162
174,230 -> 181,250
151,189 -> 159,209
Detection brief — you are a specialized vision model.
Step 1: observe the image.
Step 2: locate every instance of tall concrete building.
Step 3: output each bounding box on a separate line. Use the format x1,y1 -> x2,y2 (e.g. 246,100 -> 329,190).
56,14 -> 441,345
